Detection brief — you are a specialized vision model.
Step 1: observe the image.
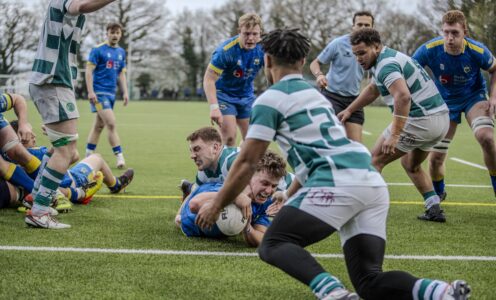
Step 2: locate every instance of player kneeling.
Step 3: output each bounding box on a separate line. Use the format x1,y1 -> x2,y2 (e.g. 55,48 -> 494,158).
176,150 -> 286,247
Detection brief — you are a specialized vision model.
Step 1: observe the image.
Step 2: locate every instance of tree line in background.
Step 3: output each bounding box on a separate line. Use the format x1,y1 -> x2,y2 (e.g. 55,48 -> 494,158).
0,0 -> 494,99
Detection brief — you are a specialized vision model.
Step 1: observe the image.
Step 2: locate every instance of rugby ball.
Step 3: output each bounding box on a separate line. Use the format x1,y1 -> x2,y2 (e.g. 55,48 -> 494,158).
216,203 -> 248,236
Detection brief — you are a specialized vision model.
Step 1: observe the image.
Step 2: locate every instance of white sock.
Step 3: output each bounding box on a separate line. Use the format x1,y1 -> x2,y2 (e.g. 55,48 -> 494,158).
31,203 -> 50,215
425,195 -> 440,209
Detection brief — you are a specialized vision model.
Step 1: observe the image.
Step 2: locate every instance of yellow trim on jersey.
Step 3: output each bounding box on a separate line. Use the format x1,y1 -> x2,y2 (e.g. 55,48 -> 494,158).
86,61 -> 96,66
2,93 -> 13,111
25,156 -> 41,174
120,68 -> 127,73
95,42 -> 107,48
223,37 -> 240,51
426,39 -> 444,49
465,40 -> 484,54
208,63 -> 223,75
5,163 -> 16,180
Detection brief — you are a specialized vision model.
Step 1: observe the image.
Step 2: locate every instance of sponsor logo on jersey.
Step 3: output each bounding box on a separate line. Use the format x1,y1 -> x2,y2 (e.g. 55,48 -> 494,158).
106,60 -> 114,69
439,74 -> 451,84
233,69 -> 244,78
307,189 -> 335,206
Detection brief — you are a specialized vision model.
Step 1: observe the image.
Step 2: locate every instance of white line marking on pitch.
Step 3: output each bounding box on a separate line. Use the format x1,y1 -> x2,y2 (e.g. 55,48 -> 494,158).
450,157 -> 487,170
387,182 -> 491,188
1,246 -> 495,262
362,130 -> 372,135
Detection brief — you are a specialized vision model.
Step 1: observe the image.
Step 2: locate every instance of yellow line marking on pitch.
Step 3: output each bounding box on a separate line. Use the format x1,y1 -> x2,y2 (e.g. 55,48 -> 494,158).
93,195 -> 496,206
93,195 -> 180,199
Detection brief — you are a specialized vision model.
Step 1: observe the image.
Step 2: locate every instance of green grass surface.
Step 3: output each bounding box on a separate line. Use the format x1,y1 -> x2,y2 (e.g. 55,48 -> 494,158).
1,100 -> 495,299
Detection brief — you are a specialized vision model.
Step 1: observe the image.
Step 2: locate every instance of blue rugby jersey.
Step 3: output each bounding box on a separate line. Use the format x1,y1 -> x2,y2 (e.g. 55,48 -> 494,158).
208,35 -> 264,99
87,43 -> 126,95
413,37 -> 494,104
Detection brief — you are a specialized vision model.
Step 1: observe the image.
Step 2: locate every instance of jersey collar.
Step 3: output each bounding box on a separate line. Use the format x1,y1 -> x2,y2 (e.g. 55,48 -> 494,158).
280,74 -> 303,81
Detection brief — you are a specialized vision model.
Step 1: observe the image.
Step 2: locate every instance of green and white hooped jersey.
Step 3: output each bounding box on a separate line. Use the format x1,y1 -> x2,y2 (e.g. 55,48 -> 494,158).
372,46 -> 448,118
195,146 -> 239,185
30,0 -> 86,89
247,74 -> 386,188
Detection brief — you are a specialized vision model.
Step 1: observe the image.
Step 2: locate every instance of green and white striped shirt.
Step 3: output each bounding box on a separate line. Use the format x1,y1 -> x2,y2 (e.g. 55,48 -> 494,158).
372,46 -> 448,117
30,0 -> 86,89
247,74 -> 386,188
196,146 -> 239,185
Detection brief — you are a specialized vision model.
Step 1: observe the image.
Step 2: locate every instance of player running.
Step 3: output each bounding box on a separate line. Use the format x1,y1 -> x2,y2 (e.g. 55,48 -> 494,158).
338,28 -> 450,222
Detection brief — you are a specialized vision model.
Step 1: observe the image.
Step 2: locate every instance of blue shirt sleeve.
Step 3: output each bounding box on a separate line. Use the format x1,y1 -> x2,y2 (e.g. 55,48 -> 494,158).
88,47 -> 99,66
412,44 -> 428,67
210,48 -> 230,73
317,40 -> 338,65
477,43 -> 494,71
119,49 -> 127,73
0,93 -> 13,113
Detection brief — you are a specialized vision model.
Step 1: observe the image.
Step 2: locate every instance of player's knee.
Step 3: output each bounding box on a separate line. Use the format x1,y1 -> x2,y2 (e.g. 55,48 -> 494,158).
429,153 -> 445,169
475,130 -> 495,150
71,149 -> 80,164
401,160 -> 421,174
371,157 -> 384,173
106,121 -> 116,132
257,241 -> 273,263
224,136 -> 236,147
4,142 -> 25,162
95,122 -> 105,132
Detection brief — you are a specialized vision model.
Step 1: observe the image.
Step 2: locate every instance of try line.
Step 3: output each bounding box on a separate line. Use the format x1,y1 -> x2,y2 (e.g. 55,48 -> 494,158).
1,245 -> 495,262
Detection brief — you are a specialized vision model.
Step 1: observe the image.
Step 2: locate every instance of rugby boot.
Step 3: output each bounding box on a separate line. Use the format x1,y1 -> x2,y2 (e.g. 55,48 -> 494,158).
178,179 -> 193,202
322,288 -> 359,300
417,204 -> 446,223
25,210 -> 70,229
443,280 -> 471,300
110,168 -> 134,194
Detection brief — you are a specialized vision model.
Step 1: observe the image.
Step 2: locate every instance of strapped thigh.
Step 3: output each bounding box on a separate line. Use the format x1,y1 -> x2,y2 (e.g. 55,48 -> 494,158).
45,127 -> 78,148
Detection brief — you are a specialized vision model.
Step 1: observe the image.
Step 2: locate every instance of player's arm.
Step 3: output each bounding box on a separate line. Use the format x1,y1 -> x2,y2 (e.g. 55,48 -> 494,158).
486,60 -> 496,115
233,192 -> 252,223
10,94 -> 34,143
337,82 -> 380,122
67,0 -> 115,15
309,58 -> 327,89
383,78 -> 411,154
203,66 -> 222,127
196,138 -> 270,229
118,70 -> 129,106
242,223 -> 266,248
85,63 -> 97,104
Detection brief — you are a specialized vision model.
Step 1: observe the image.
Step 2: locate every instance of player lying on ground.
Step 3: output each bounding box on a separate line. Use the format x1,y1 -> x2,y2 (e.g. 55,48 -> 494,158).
0,93 -> 42,194
10,120 -> 134,207
0,178 -> 26,210
179,126 -> 294,201
176,150 -> 286,247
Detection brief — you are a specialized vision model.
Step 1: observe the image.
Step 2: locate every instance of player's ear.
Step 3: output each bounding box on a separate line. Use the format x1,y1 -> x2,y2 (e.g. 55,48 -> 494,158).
265,54 -> 272,68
